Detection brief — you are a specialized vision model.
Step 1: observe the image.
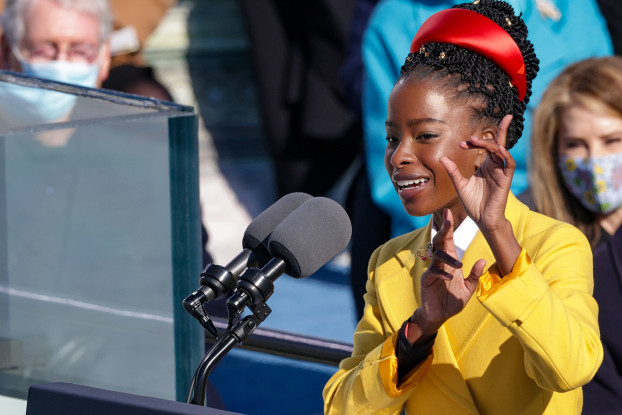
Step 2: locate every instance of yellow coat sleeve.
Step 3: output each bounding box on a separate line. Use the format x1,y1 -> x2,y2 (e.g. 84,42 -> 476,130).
477,222 -> 602,392
323,244 -> 430,415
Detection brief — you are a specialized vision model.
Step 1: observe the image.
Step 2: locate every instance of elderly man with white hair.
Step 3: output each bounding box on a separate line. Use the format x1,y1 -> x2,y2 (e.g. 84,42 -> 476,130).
1,0 -> 112,85
0,0 -> 112,125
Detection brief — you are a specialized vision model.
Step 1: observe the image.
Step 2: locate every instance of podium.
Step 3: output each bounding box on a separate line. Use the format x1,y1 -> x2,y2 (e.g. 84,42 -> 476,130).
26,383 -> 244,415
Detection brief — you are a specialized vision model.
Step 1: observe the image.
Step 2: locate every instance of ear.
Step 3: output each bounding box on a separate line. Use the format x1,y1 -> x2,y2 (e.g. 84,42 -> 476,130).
473,126 -> 496,170
96,41 -> 111,87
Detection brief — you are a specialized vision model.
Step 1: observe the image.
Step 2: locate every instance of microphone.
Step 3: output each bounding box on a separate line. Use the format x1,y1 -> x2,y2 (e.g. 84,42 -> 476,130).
183,192 -> 312,335
226,196 -> 352,319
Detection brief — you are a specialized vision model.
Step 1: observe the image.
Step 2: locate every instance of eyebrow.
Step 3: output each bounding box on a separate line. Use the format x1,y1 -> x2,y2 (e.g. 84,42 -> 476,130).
385,118 -> 448,128
561,131 -> 622,141
602,131 -> 622,138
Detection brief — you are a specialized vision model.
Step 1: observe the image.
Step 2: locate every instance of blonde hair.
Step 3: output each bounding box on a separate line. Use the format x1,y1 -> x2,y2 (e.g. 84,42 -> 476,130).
529,56 -> 622,247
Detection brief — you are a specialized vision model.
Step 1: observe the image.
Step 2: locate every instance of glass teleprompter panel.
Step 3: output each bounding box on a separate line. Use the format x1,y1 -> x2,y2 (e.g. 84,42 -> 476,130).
0,70 -> 180,134
0,70 -> 202,402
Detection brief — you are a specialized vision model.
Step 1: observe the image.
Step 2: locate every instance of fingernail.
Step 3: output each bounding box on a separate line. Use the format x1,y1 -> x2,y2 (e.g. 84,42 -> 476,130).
436,250 -> 463,269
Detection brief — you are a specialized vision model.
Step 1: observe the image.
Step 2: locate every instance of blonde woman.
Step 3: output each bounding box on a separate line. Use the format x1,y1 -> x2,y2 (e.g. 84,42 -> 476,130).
527,56 -> 622,414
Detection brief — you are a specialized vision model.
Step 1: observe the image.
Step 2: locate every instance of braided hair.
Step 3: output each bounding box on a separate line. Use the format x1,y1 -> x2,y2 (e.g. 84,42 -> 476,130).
399,0 -> 539,148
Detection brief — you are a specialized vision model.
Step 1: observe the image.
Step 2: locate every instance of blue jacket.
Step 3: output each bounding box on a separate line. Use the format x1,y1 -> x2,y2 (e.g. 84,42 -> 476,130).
362,0 -> 613,236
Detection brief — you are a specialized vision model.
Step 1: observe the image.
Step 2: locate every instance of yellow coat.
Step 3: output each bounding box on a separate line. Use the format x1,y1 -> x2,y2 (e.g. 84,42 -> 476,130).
324,194 -> 602,414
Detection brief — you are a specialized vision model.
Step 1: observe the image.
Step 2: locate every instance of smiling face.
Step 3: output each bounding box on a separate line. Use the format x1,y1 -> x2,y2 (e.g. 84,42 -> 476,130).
384,76 -> 490,225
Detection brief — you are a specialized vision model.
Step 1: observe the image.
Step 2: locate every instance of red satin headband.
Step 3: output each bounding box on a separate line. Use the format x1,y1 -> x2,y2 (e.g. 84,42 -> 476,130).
409,8 -> 526,101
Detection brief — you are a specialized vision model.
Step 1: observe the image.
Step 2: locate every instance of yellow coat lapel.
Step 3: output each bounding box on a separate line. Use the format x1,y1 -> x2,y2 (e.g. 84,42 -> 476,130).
376,225 -> 481,413
376,227 -> 429,333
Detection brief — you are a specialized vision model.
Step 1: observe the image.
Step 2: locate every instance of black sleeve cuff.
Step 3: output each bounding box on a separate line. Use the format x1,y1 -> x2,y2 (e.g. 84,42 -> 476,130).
396,319 -> 437,381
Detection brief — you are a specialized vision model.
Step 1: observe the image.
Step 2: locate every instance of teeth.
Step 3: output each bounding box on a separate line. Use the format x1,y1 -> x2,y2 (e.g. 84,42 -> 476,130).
396,178 -> 428,187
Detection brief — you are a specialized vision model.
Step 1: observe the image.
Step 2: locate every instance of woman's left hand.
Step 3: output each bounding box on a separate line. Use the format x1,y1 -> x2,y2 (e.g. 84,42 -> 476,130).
441,114 -> 521,275
440,114 -> 514,234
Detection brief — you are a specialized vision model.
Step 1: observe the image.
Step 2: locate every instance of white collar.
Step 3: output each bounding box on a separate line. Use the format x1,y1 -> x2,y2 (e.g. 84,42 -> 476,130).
430,216 -> 479,261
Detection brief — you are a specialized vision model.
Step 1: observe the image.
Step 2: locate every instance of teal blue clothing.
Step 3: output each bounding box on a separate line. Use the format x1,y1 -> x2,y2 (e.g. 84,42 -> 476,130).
362,0 -> 613,236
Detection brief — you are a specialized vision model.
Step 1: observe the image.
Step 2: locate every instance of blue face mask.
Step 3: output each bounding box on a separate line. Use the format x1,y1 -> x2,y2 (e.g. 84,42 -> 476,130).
21,59 -> 100,89
0,59 -> 100,127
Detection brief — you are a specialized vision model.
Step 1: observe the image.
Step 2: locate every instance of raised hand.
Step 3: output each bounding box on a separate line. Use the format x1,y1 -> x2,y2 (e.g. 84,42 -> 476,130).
438,114 -> 521,276
439,114 -> 515,234
410,209 -> 487,340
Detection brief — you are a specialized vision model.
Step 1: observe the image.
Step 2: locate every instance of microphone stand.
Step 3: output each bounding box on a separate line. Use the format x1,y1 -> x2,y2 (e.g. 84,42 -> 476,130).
189,301 -> 273,406
188,259 -> 284,406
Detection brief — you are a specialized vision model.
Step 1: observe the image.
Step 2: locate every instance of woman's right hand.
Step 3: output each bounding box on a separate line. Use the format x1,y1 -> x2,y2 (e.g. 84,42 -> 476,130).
407,209 -> 487,343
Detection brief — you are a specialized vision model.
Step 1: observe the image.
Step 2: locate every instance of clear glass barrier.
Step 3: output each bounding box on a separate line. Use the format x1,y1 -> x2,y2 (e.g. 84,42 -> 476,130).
0,71 -> 202,402
0,71 -> 170,134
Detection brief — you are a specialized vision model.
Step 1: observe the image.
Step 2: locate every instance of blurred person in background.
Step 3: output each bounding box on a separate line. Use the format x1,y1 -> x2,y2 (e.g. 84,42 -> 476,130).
595,0 -> 622,54
0,0 -> 112,126
0,0 -> 177,101
0,0 -> 214,267
234,0 -> 362,199
0,0 -> 111,87
526,56 -> 622,414
0,0 -> 177,109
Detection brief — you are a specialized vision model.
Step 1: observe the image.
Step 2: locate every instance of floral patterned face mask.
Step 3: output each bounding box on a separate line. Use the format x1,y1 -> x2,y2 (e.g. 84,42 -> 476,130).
558,152 -> 622,214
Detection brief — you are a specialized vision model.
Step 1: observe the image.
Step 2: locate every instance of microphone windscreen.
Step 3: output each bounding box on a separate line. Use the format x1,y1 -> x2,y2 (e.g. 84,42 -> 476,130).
242,192 -> 312,255
268,197 -> 352,279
